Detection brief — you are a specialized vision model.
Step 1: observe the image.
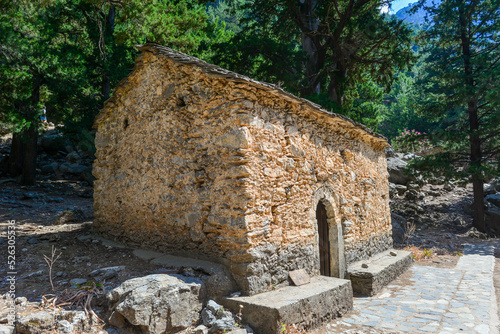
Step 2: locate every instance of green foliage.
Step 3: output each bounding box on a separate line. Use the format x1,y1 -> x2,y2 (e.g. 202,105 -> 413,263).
414,0 -> 500,177
208,0 -> 416,129
306,78 -> 386,130
378,63 -> 440,140
207,0 -> 246,35
410,0 -> 500,231
113,0 -> 209,52
391,129 -> 435,155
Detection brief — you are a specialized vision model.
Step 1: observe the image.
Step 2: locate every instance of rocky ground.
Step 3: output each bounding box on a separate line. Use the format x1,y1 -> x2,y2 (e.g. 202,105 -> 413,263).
0,131 -> 499,334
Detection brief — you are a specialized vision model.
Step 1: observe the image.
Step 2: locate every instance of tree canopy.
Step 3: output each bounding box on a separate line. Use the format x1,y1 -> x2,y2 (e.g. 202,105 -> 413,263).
412,0 -> 500,232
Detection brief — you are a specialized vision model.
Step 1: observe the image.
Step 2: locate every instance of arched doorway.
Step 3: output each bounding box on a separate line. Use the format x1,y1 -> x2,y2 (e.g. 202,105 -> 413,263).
316,201 -> 331,276
316,199 -> 346,278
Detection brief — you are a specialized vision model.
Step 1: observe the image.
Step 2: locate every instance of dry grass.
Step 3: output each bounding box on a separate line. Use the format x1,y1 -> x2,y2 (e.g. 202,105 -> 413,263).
41,281 -> 105,322
281,324 -> 307,334
403,245 -> 436,261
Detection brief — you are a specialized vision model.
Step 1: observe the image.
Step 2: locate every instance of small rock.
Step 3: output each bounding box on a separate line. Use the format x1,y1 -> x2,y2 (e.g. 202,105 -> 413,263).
15,297 -> 27,306
193,325 -> 209,334
453,217 -> 467,227
464,227 -> 488,239
27,238 -> 38,244
209,318 -> 238,334
395,184 -> 407,196
89,266 -> 125,280
57,320 -> 74,334
69,278 -> 88,286
361,263 -> 369,268
385,147 -> 395,158
22,192 -> 38,200
56,272 -> 64,277
202,300 -> 237,334
426,190 -> 440,197
53,209 -> 84,225
405,189 -> 424,201
65,151 -> 81,163
407,183 -> 419,190
390,251 -> 397,256
40,162 -> 58,174
443,183 -> 453,191
485,194 -> 500,208
0,325 -> 15,334
73,256 -> 90,263
59,162 -> 70,174
227,329 -> 248,334
484,183 -> 496,195
491,177 -> 500,192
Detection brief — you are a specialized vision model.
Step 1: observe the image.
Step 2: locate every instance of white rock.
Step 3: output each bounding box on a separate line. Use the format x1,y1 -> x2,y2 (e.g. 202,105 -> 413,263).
107,274 -> 204,334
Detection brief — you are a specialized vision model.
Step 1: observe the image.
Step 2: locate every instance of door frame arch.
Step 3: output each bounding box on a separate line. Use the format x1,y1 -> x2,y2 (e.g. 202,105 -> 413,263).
312,186 -> 346,278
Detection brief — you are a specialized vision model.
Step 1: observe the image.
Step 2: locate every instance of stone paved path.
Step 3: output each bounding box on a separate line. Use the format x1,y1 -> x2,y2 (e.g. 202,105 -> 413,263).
322,244 -> 499,334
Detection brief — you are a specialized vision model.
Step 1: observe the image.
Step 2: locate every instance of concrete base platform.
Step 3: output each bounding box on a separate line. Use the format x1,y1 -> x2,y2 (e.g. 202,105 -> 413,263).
347,249 -> 412,296
222,276 -> 353,334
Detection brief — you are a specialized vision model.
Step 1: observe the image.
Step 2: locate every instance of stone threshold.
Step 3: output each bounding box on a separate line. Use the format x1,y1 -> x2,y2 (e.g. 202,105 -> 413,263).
347,249 -> 413,296
222,276 -> 353,334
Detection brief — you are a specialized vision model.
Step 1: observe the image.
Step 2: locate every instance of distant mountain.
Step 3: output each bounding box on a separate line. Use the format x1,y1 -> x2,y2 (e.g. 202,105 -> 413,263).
395,3 -> 428,25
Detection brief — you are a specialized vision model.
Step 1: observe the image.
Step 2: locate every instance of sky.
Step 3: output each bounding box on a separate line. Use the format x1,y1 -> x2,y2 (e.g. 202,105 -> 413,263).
390,0 -> 417,13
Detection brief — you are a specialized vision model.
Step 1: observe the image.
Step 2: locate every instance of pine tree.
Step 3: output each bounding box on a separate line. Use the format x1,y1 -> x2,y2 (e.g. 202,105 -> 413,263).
213,0 -> 415,109
415,0 -> 500,232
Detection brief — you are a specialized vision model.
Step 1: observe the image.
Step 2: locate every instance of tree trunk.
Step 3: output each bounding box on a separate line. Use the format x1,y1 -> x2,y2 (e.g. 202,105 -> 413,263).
21,125 -> 37,185
298,0 -> 321,95
327,63 -> 347,108
102,75 -> 111,101
101,5 -> 116,101
459,5 -> 486,232
2,132 -> 23,176
21,72 -> 41,185
4,73 -> 40,185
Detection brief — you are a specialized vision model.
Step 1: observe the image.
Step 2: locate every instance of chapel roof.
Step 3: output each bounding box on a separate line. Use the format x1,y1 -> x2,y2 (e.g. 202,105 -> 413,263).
96,43 -> 388,148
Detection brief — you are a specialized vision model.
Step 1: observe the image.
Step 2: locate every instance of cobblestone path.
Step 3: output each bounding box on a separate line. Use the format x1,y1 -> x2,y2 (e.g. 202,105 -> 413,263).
324,244 -> 499,334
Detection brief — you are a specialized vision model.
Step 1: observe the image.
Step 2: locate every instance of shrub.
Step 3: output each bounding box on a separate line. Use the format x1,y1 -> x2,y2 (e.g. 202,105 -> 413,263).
391,128 -> 434,155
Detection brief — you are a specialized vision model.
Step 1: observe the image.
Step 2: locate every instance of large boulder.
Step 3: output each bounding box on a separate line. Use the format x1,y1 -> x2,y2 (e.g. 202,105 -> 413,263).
107,274 -> 204,334
490,177 -> 500,192
391,213 -> 407,245
387,157 -> 413,185
16,310 -> 90,334
486,203 -> 500,236
484,183 -> 497,195
485,194 -> 500,208
40,133 -> 72,155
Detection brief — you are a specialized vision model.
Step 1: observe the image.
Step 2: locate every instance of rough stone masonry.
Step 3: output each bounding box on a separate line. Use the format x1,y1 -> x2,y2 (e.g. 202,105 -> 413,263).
92,43 -> 392,296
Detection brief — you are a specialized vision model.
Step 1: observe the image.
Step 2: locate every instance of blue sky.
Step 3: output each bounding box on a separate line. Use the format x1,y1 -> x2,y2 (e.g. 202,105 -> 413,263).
390,0 -> 417,13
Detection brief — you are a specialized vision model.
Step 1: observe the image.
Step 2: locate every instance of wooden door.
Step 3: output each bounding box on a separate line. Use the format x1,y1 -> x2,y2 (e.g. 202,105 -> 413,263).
316,201 -> 331,276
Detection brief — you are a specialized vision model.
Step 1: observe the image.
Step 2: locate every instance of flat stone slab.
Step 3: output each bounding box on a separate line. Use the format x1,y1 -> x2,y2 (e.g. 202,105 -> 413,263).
222,276 -> 353,334
326,244 -> 499,333
347,249 -> 412,296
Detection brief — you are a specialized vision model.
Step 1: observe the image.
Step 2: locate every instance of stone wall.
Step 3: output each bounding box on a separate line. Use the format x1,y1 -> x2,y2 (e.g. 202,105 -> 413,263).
93,51 -> 254,262
93,45 -> 392,296
231,98 -> 392,294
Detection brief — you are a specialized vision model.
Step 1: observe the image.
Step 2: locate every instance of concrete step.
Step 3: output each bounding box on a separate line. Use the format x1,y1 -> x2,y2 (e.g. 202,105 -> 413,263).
347,249 -> 413,296
222,276 -> 353,334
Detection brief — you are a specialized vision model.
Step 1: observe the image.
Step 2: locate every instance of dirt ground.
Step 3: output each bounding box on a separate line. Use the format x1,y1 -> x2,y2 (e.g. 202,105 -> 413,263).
0,171 -> 499,333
